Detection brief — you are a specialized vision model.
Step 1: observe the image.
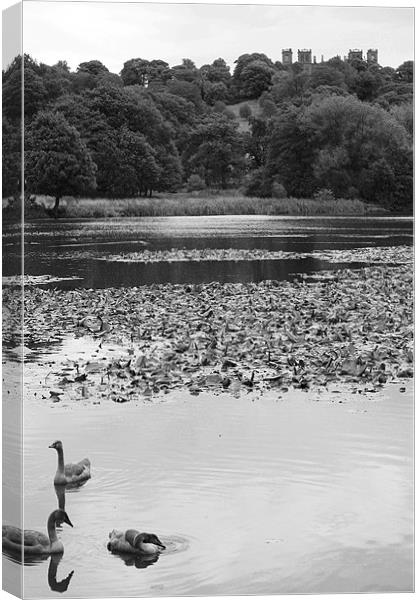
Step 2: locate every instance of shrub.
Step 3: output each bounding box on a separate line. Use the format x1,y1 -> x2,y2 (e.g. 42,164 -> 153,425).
239,103 -> 252,119
244,168 -> 272,197
223,108 -> 236,120
213,101 -> 227,113
271,181 -> 287,199
186,173 -> 206,192
313,188 -> 335,202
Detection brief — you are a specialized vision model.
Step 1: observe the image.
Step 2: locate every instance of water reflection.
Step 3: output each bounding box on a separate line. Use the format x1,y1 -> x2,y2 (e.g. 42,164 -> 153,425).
3,550 -> 74,593
54,481 -> 89,510
109,551 -> 160,570
48,554 -> 75,593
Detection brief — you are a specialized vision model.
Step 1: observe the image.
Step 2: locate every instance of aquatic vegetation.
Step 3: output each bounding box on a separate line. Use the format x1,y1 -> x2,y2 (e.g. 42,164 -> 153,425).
97,245 -> 412,265
3,247 -> 413,403
11,194 -> 387,219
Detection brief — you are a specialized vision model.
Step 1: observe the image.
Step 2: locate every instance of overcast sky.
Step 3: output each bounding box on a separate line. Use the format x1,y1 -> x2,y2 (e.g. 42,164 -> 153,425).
3,1 -> 416,72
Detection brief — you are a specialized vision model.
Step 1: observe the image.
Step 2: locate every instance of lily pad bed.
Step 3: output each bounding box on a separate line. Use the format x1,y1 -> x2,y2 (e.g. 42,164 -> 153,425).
2,256 -> 413,404
2,274 -> 84,287
85,245 -> 413,264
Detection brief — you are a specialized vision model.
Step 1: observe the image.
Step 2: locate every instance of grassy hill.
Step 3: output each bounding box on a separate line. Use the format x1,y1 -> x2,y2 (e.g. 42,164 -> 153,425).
226,99 -> 261,132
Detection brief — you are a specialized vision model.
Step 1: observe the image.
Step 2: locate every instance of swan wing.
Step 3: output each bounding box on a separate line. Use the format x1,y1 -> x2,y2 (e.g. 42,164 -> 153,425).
107,530 -> 136,553
64,460 -> 90,478
3,526 -> 49,548
22,530 -> 50,547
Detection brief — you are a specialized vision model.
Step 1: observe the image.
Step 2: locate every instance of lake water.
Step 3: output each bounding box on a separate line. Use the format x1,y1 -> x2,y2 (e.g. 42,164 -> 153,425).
2,215 -> 414,596
2,383 -> 414,597
2,215 -> 413,287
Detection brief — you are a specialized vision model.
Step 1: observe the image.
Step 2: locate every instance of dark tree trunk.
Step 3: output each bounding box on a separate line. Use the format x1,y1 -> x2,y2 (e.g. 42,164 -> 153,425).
53,196 -> 60,219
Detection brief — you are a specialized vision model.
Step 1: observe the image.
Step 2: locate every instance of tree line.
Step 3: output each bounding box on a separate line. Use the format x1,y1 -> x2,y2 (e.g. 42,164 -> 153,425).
2,52 -> 413,212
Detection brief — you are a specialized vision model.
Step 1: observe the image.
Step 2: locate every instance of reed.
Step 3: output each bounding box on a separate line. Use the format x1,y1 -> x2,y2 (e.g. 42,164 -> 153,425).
5,193 -> 388,218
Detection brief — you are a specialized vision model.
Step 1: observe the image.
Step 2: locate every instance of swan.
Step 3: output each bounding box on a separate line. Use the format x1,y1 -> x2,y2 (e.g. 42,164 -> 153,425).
2,509 -> 73,555
107,529 -> 165,555
49,440 -> 91,485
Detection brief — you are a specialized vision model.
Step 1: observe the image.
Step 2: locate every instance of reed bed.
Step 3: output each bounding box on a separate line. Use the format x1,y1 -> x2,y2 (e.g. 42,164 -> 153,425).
56,194 -> 385,218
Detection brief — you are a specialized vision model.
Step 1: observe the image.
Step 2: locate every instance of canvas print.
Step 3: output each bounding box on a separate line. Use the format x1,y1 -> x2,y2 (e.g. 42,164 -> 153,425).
2,1 -> 414,597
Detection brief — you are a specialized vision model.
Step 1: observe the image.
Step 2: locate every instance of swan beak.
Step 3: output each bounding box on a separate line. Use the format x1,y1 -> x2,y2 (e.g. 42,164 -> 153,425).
48,444 -> 54,448
64,515 -> 74,528
158,542 -> 166,550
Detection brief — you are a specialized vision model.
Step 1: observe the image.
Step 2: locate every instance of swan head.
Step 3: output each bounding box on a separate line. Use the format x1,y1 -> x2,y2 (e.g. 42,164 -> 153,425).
136,533 -> 166,551
49,440 -> 63,451
53,509 -> 73,528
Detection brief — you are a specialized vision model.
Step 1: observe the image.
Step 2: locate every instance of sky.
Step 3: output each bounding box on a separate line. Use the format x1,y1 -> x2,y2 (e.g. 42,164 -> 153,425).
2,0 -> 415,73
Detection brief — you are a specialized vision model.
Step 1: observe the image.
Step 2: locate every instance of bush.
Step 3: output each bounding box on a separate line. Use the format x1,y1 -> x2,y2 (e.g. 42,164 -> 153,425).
313,188 -> 335,202
244,168 -> 272,197
186,173 -> 206,192
271,181 -> 287,198
213,101 -> 227,113
239,103 -> 252,119
223,109 -> 236,120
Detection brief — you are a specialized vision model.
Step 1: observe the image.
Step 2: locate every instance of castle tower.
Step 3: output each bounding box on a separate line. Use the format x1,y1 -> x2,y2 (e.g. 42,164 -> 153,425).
348,49 -> 363,62
297,49 -> 312,74
282,48 -> 293,65
367,49 -> 378,64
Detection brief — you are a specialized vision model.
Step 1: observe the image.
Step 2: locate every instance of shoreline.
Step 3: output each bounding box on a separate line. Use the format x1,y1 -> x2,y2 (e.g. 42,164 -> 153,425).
2,192 -> 396,220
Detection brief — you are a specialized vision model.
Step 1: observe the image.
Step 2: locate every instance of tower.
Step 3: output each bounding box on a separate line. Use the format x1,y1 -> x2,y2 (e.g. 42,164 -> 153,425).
348,49 -> 363,62
282,48 -> 293,66
297,49 -> 312,74
367,49 -> 378,64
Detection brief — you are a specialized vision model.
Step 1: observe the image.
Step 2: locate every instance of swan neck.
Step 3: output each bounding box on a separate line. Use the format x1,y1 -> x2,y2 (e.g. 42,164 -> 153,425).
47,513 -> 58,543
56,447 -> 65,472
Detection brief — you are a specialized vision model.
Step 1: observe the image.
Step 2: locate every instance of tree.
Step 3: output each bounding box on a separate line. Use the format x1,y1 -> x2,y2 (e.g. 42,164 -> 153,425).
183,114 -> 244,187
120,58 -> 150,86
2,116 -> 21,197
201,58 -> 231,84
77,60 -> 109,76
202,81 -> 229,105
303,95 -> 412,206
239,103 -> 252,119
309,65 -> 346,90
265,105 -> 316,198
395,61 -> 413,83
3,54 -> 48,120
115,127 -> 161,197
232,54 -> 276,100
166,79 -> 203,109
172,58 -> 199,83
25,111 -> 97,215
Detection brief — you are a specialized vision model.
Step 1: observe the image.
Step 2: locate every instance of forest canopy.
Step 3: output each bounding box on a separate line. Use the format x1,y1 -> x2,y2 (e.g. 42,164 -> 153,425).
2,52 -> 413,212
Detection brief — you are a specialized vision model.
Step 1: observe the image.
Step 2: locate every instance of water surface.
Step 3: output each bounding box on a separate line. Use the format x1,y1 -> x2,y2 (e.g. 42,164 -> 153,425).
3,215 -> 413,288
6,383 -> 411,597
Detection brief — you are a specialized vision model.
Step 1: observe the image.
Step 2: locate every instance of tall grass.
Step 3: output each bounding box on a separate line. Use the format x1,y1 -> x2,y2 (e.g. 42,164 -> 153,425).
62,194 -> 387,218
7,193 -> 388,219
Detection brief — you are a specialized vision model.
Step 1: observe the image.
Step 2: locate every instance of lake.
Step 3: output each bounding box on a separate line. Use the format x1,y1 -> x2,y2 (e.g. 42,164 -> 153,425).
2,215 -> 413,288
2,215 -> 414,596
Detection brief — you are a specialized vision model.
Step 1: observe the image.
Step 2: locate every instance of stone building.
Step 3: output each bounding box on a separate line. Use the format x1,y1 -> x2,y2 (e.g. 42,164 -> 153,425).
348,49 -> 363,61
367,49 -> 378,64
282,48 -> 293,65
297,49 -> 313,74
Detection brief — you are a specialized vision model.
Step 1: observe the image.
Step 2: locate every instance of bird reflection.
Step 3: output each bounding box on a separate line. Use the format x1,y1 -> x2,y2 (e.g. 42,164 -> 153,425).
2,547 -> 74,592
54,484 -> 66,513
2,547 -> 46,566
48,554 -> 74,593
111,551 -> 160,569
54,481 -> 87,527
